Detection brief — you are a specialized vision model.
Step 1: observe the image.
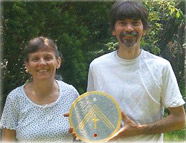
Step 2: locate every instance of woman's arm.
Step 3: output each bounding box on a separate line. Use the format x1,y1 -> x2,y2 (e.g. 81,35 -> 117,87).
2,128 -> 16,142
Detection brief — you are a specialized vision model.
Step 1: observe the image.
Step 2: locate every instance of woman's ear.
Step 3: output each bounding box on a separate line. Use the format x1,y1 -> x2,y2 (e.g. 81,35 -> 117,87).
56,57 -> 62,69
25,62 -> 30,73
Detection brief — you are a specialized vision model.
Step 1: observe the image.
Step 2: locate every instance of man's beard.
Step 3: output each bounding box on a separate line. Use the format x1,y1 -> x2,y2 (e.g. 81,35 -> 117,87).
119,31 -> 139,48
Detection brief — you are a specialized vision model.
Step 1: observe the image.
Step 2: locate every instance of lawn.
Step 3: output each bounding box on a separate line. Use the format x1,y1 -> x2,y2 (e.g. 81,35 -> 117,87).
164,127 -> 186,142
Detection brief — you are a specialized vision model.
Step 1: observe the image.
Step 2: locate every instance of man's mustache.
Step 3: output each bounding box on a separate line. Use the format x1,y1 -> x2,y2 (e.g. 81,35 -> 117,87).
120,31 -> 138,37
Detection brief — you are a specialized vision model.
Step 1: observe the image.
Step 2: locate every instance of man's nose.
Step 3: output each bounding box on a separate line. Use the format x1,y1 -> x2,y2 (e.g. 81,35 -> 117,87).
125,24 -> 134,31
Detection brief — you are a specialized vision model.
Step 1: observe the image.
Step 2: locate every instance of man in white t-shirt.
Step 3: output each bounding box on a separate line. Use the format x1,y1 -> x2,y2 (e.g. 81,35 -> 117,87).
87,1 -> 185,142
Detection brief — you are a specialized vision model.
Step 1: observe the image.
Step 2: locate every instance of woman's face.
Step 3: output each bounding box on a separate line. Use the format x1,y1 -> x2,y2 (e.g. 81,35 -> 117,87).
25,49 -> 61,81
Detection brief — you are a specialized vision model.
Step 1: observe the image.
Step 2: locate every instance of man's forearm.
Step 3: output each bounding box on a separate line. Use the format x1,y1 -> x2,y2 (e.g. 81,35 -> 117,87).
140,106 -> 185,134
108,106 -> 185,141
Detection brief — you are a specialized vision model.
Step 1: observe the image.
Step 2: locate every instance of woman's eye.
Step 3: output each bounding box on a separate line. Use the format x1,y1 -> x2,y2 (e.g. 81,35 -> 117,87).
31,57 -> 39,61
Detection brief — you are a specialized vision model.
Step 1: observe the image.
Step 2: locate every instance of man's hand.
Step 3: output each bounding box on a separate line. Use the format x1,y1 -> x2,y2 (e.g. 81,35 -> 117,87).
108,106 -> 185,142
108,112 -> 142,142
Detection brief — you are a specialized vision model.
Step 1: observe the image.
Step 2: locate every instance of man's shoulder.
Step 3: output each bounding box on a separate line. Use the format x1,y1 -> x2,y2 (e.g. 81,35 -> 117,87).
142,50 -> 170,66
90,51 -> 115,66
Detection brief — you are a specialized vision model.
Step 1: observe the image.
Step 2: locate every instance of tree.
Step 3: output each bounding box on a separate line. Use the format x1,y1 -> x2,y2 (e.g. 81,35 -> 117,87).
1,1 -> 113,105
1,1 -> 185,107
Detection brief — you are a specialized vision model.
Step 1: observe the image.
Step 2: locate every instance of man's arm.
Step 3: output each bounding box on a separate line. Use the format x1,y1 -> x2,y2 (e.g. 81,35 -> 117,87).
87,65 -> 95,92
142,106 -> 185,134
109,105 -> 185,141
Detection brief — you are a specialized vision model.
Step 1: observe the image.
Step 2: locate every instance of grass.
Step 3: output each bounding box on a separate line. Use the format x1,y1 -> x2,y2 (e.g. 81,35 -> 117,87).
164,127 -> 186,142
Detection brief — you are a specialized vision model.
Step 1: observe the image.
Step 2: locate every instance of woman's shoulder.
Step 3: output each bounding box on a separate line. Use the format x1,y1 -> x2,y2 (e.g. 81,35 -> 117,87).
7,85 -> 25,99
56,80 -> 78,92
4,85 -> 26,108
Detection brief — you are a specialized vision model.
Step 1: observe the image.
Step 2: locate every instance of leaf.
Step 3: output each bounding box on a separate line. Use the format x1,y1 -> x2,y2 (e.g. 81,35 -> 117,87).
170,7 -> 175,15
176,11 -> 180,18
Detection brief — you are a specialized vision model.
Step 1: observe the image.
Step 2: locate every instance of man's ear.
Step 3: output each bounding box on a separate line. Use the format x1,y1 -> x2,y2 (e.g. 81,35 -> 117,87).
112,30 -> 116,36
142,30 -> 146,36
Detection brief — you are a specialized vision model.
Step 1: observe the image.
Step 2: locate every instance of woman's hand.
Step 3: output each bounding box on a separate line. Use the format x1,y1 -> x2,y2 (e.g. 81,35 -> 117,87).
64,113 -> 81,141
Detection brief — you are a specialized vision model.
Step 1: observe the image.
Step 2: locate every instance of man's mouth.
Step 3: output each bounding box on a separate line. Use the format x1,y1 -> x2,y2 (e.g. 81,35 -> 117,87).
120,31 -> 138,38
119,31 -> 139,47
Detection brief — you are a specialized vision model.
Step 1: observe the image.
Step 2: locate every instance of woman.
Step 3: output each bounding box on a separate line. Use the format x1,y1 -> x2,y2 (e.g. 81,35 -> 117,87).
1,37 -> 79,142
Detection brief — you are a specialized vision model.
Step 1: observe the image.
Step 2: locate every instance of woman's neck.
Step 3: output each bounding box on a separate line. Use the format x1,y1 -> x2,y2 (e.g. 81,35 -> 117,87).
31,79 -> 57,97
24,79 -> 59,105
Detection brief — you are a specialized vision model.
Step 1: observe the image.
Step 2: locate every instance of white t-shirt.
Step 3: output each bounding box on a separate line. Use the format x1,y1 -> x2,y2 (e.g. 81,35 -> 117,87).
1,80 -> 79,142
87,49 -> 185,142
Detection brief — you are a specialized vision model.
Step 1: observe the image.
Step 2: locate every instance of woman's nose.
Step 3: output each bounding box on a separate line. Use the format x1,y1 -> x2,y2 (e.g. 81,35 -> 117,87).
39,58 -> 46,65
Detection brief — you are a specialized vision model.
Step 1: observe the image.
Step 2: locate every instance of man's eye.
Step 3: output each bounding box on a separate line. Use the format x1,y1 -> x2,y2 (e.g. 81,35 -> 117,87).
132,21 -> 140,25
45,56 -> 52,61
120,22 -> 126,25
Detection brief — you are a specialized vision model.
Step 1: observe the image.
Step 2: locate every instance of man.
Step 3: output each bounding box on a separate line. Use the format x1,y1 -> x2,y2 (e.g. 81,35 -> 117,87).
87,0 -> 185,142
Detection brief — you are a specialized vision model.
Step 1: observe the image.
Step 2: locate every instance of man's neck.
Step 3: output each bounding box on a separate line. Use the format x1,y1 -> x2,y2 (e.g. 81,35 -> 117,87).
117,45 -> 141,60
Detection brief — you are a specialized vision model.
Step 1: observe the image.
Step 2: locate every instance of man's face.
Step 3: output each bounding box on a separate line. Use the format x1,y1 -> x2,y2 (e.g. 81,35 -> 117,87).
112,18 -> 146,48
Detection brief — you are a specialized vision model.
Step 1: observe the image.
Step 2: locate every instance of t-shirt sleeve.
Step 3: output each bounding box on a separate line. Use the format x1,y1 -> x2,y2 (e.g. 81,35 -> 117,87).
71,85 -> 79,99
161,62 -> 185,108
87,64 -> 95,91
1,92 -> 19,130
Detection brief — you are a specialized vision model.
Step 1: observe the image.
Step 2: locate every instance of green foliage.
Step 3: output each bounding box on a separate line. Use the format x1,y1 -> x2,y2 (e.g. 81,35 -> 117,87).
1,1 -> 185,141
2,1 -> 113,98
2,1 -> 185,104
